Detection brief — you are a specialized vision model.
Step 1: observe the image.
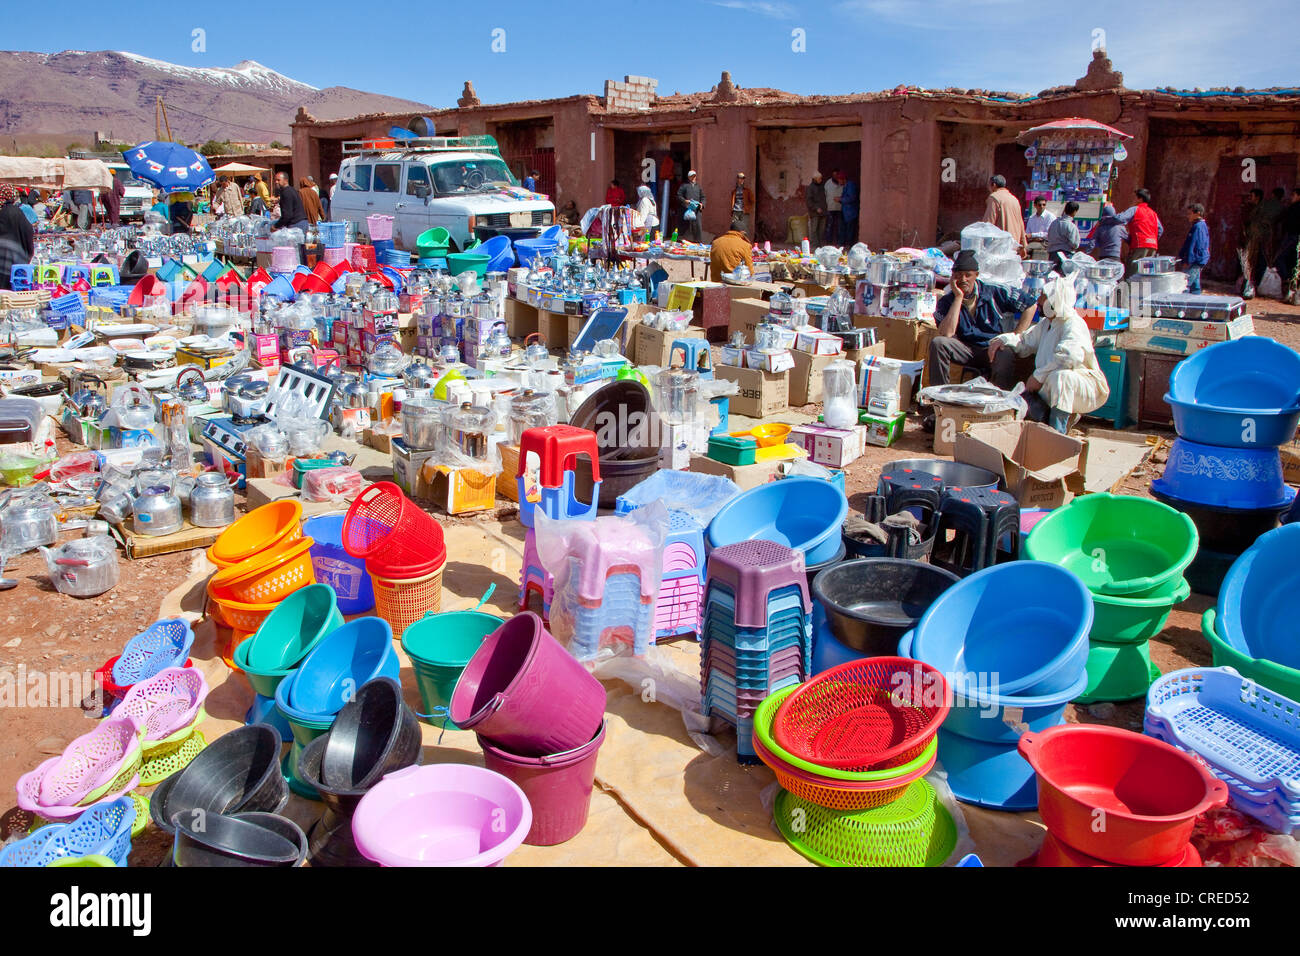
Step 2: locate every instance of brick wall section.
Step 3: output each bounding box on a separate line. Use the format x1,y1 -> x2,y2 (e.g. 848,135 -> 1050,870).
604,75 -> 659,112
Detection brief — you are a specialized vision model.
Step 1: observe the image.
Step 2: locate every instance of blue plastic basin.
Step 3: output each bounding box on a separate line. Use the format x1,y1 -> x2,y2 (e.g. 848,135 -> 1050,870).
1152,437 -> 1292,510
707,476 -> 848,565
908,561 -> 1092,697
288,617 -> 398,716
1165,338 -> 1300,448
302,514 -> 375,615
936,730 -> 1040,811
1217,524 -> 1300,670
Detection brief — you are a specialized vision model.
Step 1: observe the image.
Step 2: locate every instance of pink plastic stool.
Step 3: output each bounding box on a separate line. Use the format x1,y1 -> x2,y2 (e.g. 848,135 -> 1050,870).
518,527 -> 554,614
565,518 -> 659,605
704,540 -> 810,630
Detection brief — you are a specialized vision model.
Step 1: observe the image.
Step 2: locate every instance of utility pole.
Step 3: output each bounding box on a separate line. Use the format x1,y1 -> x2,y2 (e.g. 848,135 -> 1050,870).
155,97 -> 173,142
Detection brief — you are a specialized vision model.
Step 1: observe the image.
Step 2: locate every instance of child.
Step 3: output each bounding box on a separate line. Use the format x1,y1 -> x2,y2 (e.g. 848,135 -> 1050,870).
1179,203 -> 1210,294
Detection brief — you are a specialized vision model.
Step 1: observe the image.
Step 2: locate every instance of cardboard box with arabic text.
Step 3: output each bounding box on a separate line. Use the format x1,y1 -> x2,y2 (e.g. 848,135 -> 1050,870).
954,420 -> 1085,509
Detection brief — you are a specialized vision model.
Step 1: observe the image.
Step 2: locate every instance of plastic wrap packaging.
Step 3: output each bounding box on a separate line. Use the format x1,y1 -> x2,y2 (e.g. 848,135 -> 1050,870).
917,376 -> 1028,418
960,221 -> 1024,288
536,500 -> 669,661
615,470 -> 739,525
302,466 -> 363,503
270,228 -> 305,248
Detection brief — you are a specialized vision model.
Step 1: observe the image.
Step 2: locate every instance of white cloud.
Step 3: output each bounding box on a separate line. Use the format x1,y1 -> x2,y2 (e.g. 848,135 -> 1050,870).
710,0 -> 799,19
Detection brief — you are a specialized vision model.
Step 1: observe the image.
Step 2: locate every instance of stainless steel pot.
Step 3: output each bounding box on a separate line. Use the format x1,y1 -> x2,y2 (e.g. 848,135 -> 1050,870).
189,473 -> 236,528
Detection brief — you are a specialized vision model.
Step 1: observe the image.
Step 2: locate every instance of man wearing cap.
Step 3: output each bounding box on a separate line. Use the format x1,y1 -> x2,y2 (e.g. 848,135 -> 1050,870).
328,172 -> 339,204
676,170 -> 705,242
729,172 -> 754,236
805,172 -> 827,249
924,248 -> 1039,428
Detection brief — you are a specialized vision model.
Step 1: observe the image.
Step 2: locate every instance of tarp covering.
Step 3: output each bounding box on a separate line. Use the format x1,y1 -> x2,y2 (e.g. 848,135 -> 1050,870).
0,156 -> 113,189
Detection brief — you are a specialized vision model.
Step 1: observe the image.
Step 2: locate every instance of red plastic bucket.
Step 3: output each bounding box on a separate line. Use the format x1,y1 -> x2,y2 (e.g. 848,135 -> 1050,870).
479,720 -> 606,845
450,612 -> 606,756
1018,725 -> 1228,866
342,482 -> 445,577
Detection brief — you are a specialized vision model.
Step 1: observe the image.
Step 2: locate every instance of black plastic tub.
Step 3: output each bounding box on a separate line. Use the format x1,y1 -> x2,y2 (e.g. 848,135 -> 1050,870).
172,811 -> 306,868
811,558 -> 960,655
1151,487 -> 1290,554
319,677 -> 421,791
880,459 -> 1000,493
568,380 -> 658,513
297,735 -> 382,868
149,723 -> 288,835
573,453 -> 660,513
1185,546 -> 1241,598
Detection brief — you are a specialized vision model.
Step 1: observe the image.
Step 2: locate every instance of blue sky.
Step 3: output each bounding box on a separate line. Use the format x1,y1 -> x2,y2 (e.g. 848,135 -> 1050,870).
9,0 -> 1298,107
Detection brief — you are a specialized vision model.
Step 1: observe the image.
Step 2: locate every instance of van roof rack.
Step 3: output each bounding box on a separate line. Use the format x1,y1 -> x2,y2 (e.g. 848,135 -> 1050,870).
341,134 -> 500,157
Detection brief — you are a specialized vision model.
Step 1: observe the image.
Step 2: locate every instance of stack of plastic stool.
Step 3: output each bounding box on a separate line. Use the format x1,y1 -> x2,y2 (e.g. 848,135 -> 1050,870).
654,510 -> 707,640
701,541 -> 812,762
553,518 -> 661,658
931,486 -> 1019,577
9,265 -> 34,291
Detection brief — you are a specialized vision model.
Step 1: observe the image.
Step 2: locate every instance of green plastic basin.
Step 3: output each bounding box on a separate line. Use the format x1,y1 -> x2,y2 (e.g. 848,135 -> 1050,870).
1089,576 -> 1190,645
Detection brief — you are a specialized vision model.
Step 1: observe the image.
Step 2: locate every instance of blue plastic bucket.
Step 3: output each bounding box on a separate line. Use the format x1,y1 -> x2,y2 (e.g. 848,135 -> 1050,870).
303,513 -> 374,614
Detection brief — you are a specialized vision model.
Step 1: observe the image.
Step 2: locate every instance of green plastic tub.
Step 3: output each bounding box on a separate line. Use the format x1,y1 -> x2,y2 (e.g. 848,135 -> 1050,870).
1089,576 -> 1190,645
416,227 -> 451,258
401,609 -> 504,729
1024,493 -> 1198,597
1076,640 -> 1161,704
446,252 -> 490,279
1202,608 -> 1300,701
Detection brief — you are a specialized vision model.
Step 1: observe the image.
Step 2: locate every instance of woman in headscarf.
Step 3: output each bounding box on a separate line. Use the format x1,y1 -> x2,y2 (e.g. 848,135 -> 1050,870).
0,185 -> 36,291
299,177 -> 324,226
987,275 -> 1108,433
633,184 -> 659,236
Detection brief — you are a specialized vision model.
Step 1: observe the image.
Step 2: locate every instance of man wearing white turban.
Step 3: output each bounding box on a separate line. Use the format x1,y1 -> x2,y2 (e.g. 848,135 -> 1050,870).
987,276 -> 1109,433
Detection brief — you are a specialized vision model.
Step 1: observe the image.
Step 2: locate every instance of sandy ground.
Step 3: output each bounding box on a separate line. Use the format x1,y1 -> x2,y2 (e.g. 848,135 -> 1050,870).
0,279 -> 1295,866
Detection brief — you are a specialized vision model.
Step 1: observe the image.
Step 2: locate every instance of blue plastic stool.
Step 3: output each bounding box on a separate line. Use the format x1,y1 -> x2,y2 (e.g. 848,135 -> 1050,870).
670,338 -> 714,378
517,470 -> 601,527
9,265 -> 34,291
65,264 -> 91,286
710,395 -> 729,436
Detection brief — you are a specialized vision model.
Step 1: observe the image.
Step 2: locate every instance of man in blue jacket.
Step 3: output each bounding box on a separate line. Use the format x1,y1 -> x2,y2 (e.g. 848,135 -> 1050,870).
1179,203 -> 1210,294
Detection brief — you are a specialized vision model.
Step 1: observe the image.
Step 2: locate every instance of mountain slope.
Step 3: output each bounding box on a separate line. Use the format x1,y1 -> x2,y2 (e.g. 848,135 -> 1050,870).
0,50 -> 434,148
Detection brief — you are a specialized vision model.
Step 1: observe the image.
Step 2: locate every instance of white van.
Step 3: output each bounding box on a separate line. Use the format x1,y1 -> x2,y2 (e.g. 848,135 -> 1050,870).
329,135 -> 554,252
104,163 -> 154,222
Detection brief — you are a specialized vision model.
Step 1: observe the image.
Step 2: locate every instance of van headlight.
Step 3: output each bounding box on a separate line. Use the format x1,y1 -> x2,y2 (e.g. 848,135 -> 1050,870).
541,211 -> 553,225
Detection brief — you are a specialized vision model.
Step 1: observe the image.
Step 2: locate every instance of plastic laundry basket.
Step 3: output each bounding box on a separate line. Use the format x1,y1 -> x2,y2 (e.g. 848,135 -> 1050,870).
366,215 -> 394,241
371,561 -> 446,637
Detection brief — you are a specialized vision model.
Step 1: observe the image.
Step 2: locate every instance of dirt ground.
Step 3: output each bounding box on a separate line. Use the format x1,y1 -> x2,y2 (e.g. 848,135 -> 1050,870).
1,281 -> 1295,864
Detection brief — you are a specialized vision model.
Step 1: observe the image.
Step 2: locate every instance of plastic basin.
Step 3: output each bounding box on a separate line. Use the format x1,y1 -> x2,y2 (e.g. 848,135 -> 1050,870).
303,513 -> 375,615
172,811 -> 306,868
210,500 -> 302,566
147,723 -> 287,835
243,583 -> 342,673
446,252 -> 490,278
910,561 -> 1091,697
479,234 -> 515,272
936,729 -> 1040,811
1024,492 -> 1198,596
448,612 -> 606,756
1152,438 -> 1293,510
707,476 -> 848,565
289,617 -> 399,716
812,558 -> 958,655
1203,609 -> 1300,702
1018,724 -> 1228,865
1164,337 -> 1300,448
1078,641 -> 1160,703
479,721 -> 606,846
1090,576 -> 1189,645
514,237 -> 557,265
402,609 -> 504,729
1215,524 -> 1300,671
351,764 -> 532,867
317,677 -> 422,792
1150,487 -> 1293,554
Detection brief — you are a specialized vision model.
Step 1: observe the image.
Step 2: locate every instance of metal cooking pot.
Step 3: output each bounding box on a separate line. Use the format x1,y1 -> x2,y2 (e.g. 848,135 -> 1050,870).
189,473 -> 236,528
224,375 -> 269,418
132,486 -> 183,537
865,255 -> 897,286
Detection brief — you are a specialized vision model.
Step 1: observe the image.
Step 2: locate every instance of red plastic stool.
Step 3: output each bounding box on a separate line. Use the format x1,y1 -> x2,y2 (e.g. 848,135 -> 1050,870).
517,425 -> 602,489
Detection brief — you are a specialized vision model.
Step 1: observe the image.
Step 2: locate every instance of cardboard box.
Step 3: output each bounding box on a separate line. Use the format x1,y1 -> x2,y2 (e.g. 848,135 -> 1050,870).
727,297 -> 771,340
1281,432 -> 1300,485
1141,314 -> 1254,341
716,364 -> 789,418
743,348 -> 795,373
423,464 -> 497,514
634,323 -> 704,368
794,330 -> 843,356
390,438 -> 437,500
954,420 -> 1085,509
538,310 -> 569,351
932,401 -> 1018,456
884,317 -> 938,362
689,453 -> 801,491
787,423 -> 866,468
862,411 -> 906,447
789,349 -> 837,406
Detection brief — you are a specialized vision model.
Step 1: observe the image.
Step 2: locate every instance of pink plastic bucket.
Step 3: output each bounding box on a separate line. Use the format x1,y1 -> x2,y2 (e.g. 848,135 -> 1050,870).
479,720 -> 606,846
351,764 -> 530,867
449,612 -> 606,756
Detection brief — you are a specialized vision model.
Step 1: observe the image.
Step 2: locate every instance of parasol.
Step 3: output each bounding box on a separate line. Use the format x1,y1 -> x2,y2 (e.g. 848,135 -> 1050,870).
1017,118 -> 1132,144
211,162 -> 269,176
123,141 -> 215,195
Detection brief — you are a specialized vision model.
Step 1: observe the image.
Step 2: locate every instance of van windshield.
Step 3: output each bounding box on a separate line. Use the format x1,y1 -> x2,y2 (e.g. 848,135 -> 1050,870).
429,159 -> 517,194
111,169 -> 148,188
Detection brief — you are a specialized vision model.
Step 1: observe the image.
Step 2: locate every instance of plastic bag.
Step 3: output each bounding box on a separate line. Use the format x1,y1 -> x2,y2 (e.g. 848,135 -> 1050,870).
301,465 -> 362,502
270,228 -> 304,248
1258,267 -> 1283,299
918,376 -> 1028,418
615,470 -> 739,524
536,501 -> 669,661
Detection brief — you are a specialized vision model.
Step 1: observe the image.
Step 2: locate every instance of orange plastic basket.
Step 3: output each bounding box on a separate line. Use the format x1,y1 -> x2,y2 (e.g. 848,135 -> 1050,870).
752,734 -> 937,810
370,561 -> 446,638
207,538 -> 316,604
209,501 -> 303,566
772,658 -> 950,771
210,596 -> 278,634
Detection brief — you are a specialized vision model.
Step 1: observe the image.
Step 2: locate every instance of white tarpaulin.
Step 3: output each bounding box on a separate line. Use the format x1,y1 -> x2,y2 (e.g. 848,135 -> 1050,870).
0,156 -> 113,189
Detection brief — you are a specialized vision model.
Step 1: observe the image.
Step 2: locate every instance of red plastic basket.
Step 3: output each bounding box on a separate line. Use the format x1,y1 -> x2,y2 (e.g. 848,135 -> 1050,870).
342,481 -> 445,576
772,657 -> 949,771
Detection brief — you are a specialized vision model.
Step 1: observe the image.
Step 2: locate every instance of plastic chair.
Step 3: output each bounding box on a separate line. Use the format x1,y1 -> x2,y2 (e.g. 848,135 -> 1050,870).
517,425 -> 602,489
670,339 -> 714,378
931,494 -> 991,577
9,265 -> 34,290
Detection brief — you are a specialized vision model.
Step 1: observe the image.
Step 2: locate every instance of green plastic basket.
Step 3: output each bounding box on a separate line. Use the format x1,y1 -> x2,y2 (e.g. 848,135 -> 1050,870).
774,779 -> 956,867
1076,642 -> 1161,704
755,686 -> 938,781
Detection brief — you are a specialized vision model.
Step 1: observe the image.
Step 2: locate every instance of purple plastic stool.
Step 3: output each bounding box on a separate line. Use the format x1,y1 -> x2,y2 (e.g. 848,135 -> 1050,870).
704,540 -> 810,630
518,527 -> 554,615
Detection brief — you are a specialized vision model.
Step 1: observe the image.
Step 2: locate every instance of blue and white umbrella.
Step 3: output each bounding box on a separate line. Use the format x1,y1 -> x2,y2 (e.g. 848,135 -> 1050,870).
122,141 -> 215,195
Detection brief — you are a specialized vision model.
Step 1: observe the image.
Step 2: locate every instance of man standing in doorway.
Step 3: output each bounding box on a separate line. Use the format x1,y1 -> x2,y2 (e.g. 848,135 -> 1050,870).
677,170 -> 704,242
1116,187 -> 1163,275
805,172 -> 826,249
729,172 -> 754,236
523,169 -> 540,192
983,174 -> 1027,256
839,171 -> 859,245
824,169 -> 843,246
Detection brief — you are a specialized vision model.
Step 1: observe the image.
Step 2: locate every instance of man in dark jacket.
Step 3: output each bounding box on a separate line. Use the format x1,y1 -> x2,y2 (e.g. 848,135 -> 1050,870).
1087,203 -> 1127,263
676,170 -> 704,242
805,172 -> 826,248
104,177 -> 125,226
272,172 -> 309,232
66,188 -> 94,230
0,185 -> 36,291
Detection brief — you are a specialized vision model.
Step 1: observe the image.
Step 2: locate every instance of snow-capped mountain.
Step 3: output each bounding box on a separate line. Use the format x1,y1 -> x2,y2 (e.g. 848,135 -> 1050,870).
0,50 -> 433,148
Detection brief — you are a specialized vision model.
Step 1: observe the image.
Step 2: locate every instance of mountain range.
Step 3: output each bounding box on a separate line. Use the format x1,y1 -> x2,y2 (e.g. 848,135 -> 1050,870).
0,50 -> 434,151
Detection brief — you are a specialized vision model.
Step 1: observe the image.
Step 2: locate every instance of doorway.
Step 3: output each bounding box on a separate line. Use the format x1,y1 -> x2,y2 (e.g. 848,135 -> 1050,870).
818,140 -> 862,245
1207,153 -> 1297,279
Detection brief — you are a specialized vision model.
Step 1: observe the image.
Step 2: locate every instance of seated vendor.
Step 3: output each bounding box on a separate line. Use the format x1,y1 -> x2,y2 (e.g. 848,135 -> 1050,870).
987,275 -> 1109,434
924,248 -> 1038,428
709,219 -> 754,281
